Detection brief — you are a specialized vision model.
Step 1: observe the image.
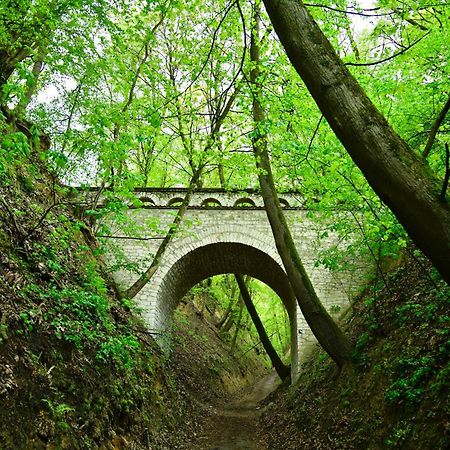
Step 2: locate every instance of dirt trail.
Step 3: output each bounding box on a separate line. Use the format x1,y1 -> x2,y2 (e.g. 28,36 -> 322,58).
192,371 -> 280,450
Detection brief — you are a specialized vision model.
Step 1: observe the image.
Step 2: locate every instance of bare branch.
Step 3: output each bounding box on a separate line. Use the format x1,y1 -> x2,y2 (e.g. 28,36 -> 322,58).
345,32 -> 429,67
304,3 -> 393,17
422,93 -> 450,159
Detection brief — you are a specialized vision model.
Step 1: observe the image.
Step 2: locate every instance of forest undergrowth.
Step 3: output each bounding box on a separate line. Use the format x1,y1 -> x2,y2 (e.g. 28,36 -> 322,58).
0,123 -> 266,449
259,253 -> 450,450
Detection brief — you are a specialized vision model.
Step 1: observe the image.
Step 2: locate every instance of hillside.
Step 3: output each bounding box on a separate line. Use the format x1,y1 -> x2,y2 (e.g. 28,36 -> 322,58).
0,124 -> 267,449
259,253 -> 450,449
1,123 -> 449,450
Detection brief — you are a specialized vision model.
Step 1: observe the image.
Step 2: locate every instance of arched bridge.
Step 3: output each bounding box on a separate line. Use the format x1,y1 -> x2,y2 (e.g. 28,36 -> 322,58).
83,188 -> 371,376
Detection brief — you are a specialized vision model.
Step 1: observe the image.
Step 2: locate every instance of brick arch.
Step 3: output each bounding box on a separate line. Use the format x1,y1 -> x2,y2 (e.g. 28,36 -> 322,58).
233,197 -> 256,207
167,197 -> 184,207
155,242 -> 296,316
138,196 -> 155,205
140,230 -> 299,376
200,197 -> 222,208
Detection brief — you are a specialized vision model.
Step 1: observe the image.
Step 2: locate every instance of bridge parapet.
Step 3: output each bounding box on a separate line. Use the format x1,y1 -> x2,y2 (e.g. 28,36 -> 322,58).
76,187 -> 305,209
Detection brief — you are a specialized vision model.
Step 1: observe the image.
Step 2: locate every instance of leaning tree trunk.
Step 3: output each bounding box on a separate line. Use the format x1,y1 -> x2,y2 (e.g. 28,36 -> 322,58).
250,4 -> 352,368
123,168 -> 202,299
235,274 -> 290,381
0,48 -> 30,92
262,0 -> 450,285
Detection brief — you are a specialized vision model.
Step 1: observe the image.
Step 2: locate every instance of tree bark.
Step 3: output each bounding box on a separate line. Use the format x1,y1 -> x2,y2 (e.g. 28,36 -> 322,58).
250,4 -> 352,368
12,48 -> 46,118
230,297 -> 244,354
235,274 -> 290,380
217,275 -> 238,329
262,0 -> 450,285
0,48 -> 31,92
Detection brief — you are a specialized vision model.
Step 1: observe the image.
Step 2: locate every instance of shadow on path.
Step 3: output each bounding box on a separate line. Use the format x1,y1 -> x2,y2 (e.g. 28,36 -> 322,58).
192,371 -> 280,450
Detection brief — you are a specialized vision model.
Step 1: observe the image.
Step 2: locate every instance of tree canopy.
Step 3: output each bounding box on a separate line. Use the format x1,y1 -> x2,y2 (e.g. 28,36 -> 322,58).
1,0 -> 449,363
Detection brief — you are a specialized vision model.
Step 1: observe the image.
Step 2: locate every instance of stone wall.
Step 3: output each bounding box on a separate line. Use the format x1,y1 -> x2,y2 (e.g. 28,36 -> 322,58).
101,201 -> 373,370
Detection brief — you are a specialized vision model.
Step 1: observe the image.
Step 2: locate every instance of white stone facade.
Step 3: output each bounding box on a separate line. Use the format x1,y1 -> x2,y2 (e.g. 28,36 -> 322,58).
95,189 -> 373,375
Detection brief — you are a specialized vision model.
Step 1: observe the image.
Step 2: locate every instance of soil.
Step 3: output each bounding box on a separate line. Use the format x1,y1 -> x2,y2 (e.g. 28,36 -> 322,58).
192,371 -> 280,450
257,253 -> 450,450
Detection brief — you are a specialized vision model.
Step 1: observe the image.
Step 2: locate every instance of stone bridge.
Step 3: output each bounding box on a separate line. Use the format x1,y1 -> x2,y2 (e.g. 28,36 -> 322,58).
83,187 -> 372,377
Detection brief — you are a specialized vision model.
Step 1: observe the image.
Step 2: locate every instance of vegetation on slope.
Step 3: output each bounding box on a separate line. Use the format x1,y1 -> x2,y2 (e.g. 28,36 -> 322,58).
260,253 -> 450,449
0,122 -> 180,448
0,123 -> 266,449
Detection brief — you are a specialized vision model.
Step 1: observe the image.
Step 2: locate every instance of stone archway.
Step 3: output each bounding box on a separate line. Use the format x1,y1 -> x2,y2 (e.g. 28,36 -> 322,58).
138,234 -> 299,378
95,189 -> 374,376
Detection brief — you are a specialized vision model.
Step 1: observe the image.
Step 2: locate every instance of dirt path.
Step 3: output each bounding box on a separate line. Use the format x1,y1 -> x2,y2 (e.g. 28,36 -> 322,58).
192,371 -> 280,450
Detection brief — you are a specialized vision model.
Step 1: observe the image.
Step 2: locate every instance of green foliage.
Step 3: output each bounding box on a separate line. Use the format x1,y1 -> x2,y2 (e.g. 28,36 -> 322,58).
97,334 -> 140,368
15,215 -> 142,370
384,421 -> 413,447
42,399 -> 75,431
188,275 -> 291,366
0,130 -> 31,177
385,356 -> 434,404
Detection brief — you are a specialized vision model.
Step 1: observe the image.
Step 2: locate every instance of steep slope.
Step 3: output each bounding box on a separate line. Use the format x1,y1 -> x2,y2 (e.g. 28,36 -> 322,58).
0,121 -> 267,449
259,253 -> 450,449
0,121 -> 192,448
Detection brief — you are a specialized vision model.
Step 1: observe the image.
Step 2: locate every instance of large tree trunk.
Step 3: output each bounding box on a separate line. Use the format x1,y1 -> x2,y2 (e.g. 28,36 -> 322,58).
235,274 -> 290,381
262,0 -> 450,285
250,4 -> 352,368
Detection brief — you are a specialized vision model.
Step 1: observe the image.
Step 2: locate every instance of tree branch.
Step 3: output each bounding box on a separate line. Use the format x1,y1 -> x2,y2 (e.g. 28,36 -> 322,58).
345,32 -> 429,67
440,143 -> 450,201
423,93 -> 450,159
304,3 -> 393,17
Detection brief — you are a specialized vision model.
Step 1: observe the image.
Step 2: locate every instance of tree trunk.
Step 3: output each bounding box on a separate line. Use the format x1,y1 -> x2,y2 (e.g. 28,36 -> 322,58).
250,4 -> 352,368
0,48 -> 30,92
262,0 -> 450,285
12,48 -> 46,118
217,276 -> 238,329
230,297 -> 244,354
123,168 -> 202,299
235,274 -> 290,380
422,93 -> 450,159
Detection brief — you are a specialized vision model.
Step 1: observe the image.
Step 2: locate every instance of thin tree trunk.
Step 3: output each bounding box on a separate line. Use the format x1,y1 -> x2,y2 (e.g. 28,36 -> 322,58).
250,4 -> 352,367
124,69 -> 240,299
0,48 -> 30,92
12,48 -> 46,118
422,93 -> 450,159
123,168 -> 202,299
235,274 -> 290,380
221,311 -> 235,333
217,276 -> 238,329
230,297 -> 244,354
262,0 -> 450,284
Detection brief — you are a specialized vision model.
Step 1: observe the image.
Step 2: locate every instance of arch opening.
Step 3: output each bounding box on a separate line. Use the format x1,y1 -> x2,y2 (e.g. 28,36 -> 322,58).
200,198 -> 222,208
233,198 -> 256,208
152,242 -> 299,378
167,197 -> 184,207
183,274 -> 292,366
139,196 -> 156,205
